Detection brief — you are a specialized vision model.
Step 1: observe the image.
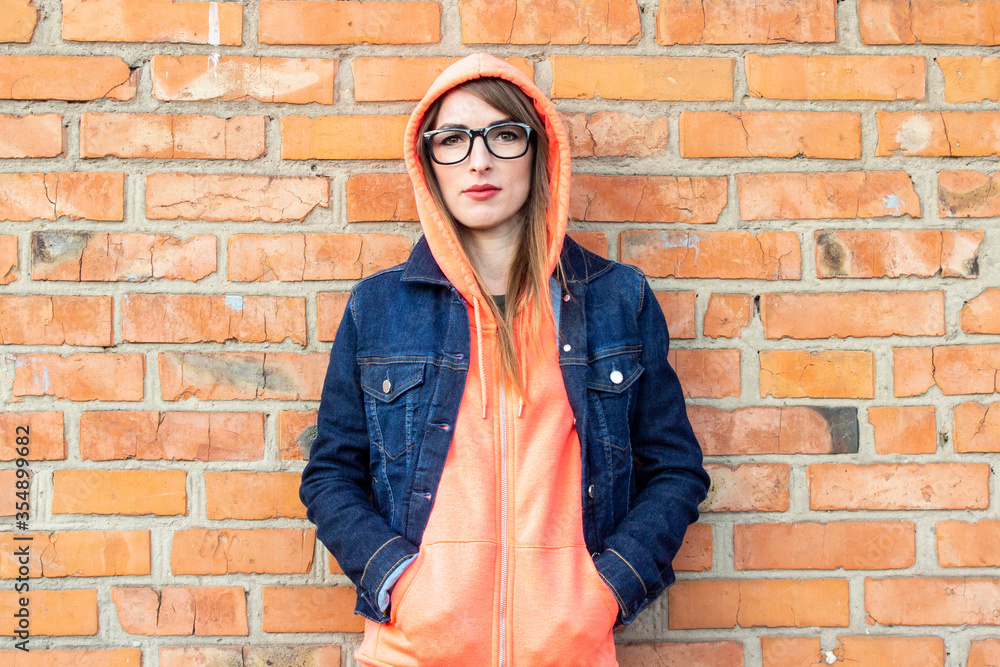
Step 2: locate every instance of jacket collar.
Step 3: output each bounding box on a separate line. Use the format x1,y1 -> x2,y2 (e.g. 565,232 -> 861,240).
400,234 -> 613,287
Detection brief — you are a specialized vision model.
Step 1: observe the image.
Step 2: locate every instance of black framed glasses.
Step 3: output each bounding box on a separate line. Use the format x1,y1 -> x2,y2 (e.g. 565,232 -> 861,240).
423,122 -> 534,165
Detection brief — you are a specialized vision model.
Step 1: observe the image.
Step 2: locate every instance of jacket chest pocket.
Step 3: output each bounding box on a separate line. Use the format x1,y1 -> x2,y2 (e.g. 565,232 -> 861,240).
586,353 -> 643,453
360,362 -> 426,460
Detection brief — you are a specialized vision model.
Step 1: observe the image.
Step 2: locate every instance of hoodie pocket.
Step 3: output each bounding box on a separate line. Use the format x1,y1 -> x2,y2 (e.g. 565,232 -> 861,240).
511,545 -> 618,667
375,541 -> 496,667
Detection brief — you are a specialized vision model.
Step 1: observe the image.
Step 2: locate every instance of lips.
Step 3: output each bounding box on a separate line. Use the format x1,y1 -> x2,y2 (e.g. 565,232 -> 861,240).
464,184 -> 501,201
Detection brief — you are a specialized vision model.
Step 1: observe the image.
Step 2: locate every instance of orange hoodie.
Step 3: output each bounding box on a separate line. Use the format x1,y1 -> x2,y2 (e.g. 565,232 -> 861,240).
354,54 -> 619,667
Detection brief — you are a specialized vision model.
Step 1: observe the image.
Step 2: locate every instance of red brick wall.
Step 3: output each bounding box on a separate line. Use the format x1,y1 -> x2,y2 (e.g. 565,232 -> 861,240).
1,1 -> 998,665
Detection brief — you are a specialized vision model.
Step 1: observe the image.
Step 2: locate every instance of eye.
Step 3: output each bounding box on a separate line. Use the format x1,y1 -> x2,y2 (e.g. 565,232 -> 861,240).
434,131 -> 468,147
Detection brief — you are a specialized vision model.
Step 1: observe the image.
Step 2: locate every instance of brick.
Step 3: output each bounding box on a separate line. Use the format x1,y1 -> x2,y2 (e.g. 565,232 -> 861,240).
761,292 -> 944,339
551,56 -> 735,101
809,463 -> 990,510
80,411 -> 265,461
0,172 -> 124,222
147,173 -> 328,223
704,294 -> 752,339
62,0 -> 242,44
0,114 -> 63,158
261,0 -> 440,44
32,231 -> 216,283
0,236 -> 16,284
969,640 -> 1000,667
940,171 -> 1000,218
171,529 -> 315,575
112,586 -> 247,635
655,292 -> 696,340
877,111 -> 1000,157
701,463 -> 790,512
571,175 -> 727,223
0,0 -> 36,42
896,345 -> 1000,397
937,521 -> 1000,567
681,110 -> 860,159
0,412 -> 63,460
739,171 -> 919,220
460,0 -> 640,44
567,231 -> 608,257
53,470 -> 186,515
668,349 -> 740,398
159,352 -> 326,401
160,646 -> 343,667
0,296 -> 112,346
735,522 -> 915,570
954,402 -> 1000,453
620,231 -> 800,280
346,174 -> 417,222
123,294 -> 306,346
354,57 -> 533,102
278,410 -> 317,460
760,637 -> 821,667
963,289 -> 1000,334
563,111 -> 670,158
866,578 -> 1000,626
151,55 -> 336,104
761,350 -> 874,399
81,113 -> 265,160
869,406 -> 937,455
690,406 -> 858,455
658,0 -> 836,44
10,353 -> 144,401
317,292 -> 350,343
669,579 -> 849,629
0,649 -> 141,666
939,57 -> 1000,103
0,56 -> 136,101
618,641 -> 744,667
673,523 -> 712,572
280,115 -> 408,160
747,54 -> 925,100
0,531 -> 149,577
860,0 -> 1000,45
816,230 -> 983,279
0,589 -> 97,635
205,472 -> 306,520
228,233 -> 410,282
262,586 -> 364,633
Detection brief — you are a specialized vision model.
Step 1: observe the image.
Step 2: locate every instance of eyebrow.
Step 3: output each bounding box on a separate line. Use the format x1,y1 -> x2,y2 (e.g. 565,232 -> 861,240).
433,117 -> 515,130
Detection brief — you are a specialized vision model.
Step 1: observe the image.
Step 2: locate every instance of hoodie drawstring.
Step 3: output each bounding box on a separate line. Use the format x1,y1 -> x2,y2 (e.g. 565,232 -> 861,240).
473,296 -> 487,419
517,315 -> 527,417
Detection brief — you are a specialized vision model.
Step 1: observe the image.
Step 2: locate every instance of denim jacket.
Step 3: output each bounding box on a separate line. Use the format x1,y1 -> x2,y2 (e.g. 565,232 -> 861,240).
299,235 -> 710,627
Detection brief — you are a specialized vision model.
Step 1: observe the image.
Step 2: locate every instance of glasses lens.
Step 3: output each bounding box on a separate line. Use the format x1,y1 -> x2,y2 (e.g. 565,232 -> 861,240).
486,124 -> 529,158
430,130 -> 470,164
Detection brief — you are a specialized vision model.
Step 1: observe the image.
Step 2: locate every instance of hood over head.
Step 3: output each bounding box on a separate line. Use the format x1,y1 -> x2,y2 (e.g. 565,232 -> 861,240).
403,54 -> 571,316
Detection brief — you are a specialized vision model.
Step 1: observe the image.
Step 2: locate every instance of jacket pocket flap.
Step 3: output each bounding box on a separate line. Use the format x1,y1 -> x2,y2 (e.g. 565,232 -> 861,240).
586,354 -> 643,394
361,363 -> 425,403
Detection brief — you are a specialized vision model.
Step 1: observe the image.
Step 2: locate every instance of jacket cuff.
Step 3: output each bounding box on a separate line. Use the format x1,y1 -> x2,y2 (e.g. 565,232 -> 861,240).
593,548 -> 659,625
377,553 -> 418,613
359,535 -> 420,618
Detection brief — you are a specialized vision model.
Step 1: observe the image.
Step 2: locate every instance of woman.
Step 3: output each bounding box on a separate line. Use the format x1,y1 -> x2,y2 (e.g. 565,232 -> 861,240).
300,53 -> 710,667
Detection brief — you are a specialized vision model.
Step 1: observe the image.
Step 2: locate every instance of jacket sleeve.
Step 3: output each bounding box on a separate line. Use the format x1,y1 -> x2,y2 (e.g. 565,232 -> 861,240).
299,294 -> 420,623
592,275 -> 711,626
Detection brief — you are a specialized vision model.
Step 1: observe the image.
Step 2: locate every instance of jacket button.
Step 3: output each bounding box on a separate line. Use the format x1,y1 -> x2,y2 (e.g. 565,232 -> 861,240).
563,344 -> 572,352
382,379 -> 392,393
609,370 -> 623,384
563,294 -> 570,301
587,484 -> 595,499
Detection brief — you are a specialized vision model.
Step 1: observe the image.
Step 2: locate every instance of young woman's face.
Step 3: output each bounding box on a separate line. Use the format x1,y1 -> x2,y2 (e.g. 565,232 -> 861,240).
429,89 -> 534,238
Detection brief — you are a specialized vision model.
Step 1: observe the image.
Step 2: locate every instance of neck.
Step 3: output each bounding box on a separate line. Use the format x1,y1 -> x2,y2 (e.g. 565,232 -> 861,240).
462,218 -> 521,296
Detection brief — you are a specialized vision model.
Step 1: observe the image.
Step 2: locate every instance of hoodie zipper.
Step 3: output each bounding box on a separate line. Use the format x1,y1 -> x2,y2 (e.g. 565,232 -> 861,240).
498,375 -> 509,667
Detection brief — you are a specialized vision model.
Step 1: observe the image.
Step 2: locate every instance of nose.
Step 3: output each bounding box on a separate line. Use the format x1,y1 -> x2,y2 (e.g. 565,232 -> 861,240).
467,134 -> 493,171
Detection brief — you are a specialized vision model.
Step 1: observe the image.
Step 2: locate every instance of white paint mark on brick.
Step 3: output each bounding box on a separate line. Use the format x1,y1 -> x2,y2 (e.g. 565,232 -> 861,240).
225,295 -> 244,311
883,193 -> 901,215
208,3 -> 221,46
896,114 -> 932,153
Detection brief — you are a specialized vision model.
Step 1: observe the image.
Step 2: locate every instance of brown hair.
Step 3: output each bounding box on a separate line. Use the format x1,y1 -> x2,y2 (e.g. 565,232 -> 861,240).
417,77 -> 564,398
